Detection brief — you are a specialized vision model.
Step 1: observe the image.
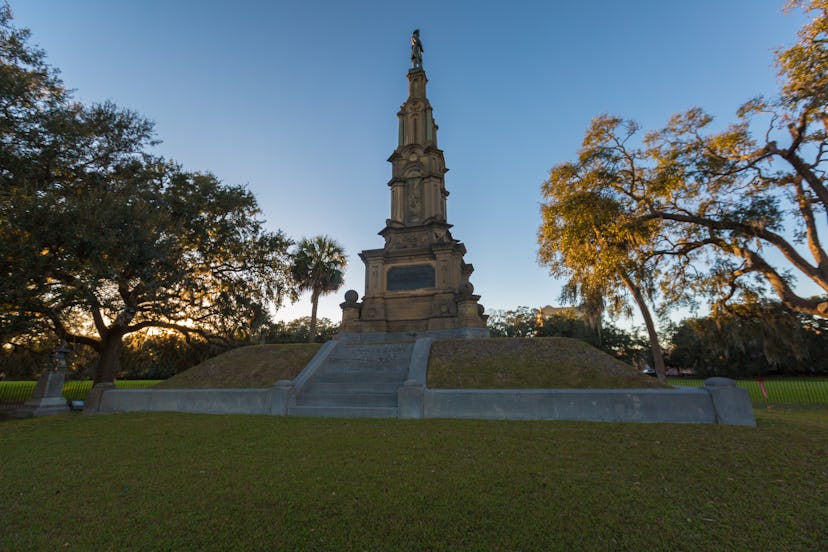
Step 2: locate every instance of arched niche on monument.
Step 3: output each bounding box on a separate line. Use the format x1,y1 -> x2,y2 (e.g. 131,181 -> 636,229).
403,165 -> 424,225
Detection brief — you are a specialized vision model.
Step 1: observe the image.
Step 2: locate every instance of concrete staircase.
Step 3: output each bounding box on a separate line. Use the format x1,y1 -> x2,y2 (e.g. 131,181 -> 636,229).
288,342 -> 414,418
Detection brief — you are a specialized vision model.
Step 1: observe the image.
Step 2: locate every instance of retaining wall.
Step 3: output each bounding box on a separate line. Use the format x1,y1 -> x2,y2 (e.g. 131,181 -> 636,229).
95,338 -> 756,426
98,388 -> 274,415
422,388 -> 716,424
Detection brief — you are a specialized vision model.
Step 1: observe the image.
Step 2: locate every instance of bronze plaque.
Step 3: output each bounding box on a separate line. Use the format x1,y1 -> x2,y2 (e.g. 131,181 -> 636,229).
387,265 -> 435,291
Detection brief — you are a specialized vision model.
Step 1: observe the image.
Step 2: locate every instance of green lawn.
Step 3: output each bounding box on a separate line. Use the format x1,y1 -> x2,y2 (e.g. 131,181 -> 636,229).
0,380 -> 160,404
1,408 -> 826,551
670,377 -> 828,404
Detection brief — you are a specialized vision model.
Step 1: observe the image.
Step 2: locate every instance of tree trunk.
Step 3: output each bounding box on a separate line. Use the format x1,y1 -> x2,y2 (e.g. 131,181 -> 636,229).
620,273 -> 667,384
308,289 -> 320,343
93,333 -> 124,385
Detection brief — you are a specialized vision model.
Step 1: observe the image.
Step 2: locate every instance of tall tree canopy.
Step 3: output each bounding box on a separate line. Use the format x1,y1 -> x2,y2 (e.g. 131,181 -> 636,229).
290,235 -> 347,343
0,7 -> 293,383
538,117 -> 672,382
540,0 -> 828,351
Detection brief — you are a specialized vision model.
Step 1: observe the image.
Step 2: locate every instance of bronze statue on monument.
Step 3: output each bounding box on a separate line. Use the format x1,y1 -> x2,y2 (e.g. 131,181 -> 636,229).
411,29 -> 423,70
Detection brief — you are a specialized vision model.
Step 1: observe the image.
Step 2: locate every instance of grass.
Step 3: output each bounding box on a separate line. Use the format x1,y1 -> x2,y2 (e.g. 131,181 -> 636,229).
428,337 -> 669,389
0,342 -> 322,400
671,377 -> 828,404
155,338 -> 666,391
153,343 -> 322,389
0,380 -> 160,404
1,407 -> 826,551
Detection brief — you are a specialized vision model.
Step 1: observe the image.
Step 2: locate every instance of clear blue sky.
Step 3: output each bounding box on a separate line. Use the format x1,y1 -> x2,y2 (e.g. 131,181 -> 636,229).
12,1 -> 807,323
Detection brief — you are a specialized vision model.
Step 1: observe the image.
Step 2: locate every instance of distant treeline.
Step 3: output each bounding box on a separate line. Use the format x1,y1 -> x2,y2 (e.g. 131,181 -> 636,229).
488,302 -> 828,377
0,317 -> 339,381
5,304 -> 827,381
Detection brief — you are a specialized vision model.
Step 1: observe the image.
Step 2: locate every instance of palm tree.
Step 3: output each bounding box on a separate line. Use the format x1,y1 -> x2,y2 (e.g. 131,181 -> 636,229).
290,236 -> 347,342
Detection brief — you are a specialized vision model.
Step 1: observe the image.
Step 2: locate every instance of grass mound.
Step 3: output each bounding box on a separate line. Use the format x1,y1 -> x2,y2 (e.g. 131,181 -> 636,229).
154,343 -> 322,389
157,337 -> 665,390
428,337 -> 669,389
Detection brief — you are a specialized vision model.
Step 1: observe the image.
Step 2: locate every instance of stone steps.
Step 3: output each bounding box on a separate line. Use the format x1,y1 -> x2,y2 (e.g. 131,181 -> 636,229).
330,341 -> 411,353
302,381 -> 403,395
311,369 -> 408,382
287,405 -> 398,419
291,341 -> 414,419
295,392 -> 398,408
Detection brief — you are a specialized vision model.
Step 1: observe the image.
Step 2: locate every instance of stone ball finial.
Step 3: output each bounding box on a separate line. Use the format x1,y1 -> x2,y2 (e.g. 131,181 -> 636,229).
344,290 -> 359,303
460,282 -> 474,297
477,304 -> 485,317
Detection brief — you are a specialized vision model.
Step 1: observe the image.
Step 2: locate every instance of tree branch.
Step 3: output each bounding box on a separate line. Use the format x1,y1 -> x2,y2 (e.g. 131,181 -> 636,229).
47,312 -> 101,349
641,210 -> 828,291
90,307 -> 109,338
124,320 -> 232,345
735,246 -> 828,318
793,176 -> 828,274
785,108 -> 809,157
769,139 -> 828,211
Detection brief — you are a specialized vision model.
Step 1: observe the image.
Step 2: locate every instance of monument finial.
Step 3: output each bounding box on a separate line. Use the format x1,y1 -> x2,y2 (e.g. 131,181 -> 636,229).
410,29 -> 423,70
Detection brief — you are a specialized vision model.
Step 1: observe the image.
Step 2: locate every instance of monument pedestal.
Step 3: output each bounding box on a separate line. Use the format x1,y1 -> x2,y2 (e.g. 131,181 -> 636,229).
11,370 -> 70,418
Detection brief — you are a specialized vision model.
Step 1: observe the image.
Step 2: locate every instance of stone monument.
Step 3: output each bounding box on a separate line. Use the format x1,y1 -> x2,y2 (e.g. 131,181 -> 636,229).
11,343 -> 72,418
339,31 -> 488,338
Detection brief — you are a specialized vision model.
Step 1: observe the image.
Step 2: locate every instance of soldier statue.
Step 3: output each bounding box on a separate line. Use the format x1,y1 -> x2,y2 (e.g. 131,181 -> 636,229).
411,29 -> 423,69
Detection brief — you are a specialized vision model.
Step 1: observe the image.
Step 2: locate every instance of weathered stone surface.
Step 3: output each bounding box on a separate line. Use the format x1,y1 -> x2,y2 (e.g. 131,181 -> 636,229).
288,342 -> 412,418
344,289 -> 359,303
11,371 -> 70,418
398,384 -> 424,419
421,388 -> 716,423
100,389 -> 272,415
83,382 -> 115,414
270,380 -> 294,415
704,377 -> 757,426
336,328 -> 489,343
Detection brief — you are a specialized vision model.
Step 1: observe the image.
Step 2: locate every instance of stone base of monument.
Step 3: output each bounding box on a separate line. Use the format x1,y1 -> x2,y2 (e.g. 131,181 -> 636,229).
95,337 -> 756,426
10,370 -> 70,418
336,327 -> 489,343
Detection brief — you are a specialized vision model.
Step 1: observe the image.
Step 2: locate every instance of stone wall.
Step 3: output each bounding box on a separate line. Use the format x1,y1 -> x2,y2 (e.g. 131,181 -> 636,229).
95,337 -> 756,426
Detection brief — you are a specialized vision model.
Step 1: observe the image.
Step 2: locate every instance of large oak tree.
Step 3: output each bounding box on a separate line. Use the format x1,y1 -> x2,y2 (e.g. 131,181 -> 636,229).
0,7 -> 293,383
540,0 -> 828,356
538,117 -> 671,382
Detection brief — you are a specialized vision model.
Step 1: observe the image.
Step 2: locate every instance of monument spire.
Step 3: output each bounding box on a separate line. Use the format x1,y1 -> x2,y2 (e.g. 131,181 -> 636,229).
387,30 -> 446,230
338,33 -> 488,337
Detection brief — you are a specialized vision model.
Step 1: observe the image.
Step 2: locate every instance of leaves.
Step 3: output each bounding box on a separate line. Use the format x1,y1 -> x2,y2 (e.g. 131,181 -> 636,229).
539,114 -> 672,380
541,1 -> 828,321
289,235 -> 347,342
0,11 -> 294,381
290,236 -> 347,297
669,300 -> 828,376
778,0 -> 828,108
